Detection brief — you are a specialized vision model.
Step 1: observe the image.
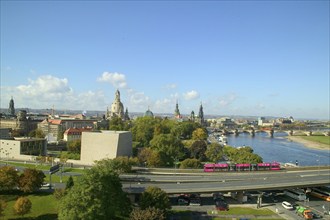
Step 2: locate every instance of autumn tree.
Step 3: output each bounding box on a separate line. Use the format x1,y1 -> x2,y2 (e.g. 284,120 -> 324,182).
189,140 -> 207,161
130,117 -> 159,147
18,168 -> 45,193
137,148 -> 163,167
14,197 -> 32,217
67,139 -> 81,154
95,156 -> 133,174
58,159 -> 131,220
130,207 -> 165,220
139,186 -> 171,212
0,166 -> 19,191
179,158 -> 202,169
192,127 -> 208,140
28,129 -> 45,138
205,142 -> 224,162
0,200 -> 7,218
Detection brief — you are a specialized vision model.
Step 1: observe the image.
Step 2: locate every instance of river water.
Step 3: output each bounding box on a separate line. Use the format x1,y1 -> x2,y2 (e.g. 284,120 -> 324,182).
225,132 -> 330,166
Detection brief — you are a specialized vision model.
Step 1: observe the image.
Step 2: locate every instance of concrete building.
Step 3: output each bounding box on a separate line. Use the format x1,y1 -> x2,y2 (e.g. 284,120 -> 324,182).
80,130 -> 132,165
0,137 -> 47,161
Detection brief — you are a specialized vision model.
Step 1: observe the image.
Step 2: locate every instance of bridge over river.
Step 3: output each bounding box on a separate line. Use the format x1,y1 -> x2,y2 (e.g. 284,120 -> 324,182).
222,129 -> 330,137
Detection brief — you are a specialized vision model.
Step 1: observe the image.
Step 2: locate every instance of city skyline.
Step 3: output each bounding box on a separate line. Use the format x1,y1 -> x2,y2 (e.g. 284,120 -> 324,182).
1,1 -> 329,120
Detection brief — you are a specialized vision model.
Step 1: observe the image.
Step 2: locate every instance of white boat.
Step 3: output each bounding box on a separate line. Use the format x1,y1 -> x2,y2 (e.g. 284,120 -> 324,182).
218,135 -> 228,144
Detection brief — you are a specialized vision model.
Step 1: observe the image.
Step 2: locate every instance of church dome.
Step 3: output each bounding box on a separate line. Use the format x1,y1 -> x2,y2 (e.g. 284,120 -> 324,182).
144,108 -> 154,117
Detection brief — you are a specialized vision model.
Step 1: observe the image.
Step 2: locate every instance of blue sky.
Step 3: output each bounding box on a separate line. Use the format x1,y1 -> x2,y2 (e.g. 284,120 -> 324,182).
1,1 -> 329,119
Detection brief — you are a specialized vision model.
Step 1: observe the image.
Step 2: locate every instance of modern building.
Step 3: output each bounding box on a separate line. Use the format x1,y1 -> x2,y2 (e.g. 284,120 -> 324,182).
80,130 -> 132,165
0,137 -> 47,161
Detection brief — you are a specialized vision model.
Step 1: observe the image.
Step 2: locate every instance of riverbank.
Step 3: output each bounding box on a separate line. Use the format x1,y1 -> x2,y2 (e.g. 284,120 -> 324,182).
286,136 -> 330,151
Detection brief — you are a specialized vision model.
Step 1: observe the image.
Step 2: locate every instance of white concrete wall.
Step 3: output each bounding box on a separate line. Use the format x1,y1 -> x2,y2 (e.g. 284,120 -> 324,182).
80,131 -> 132,165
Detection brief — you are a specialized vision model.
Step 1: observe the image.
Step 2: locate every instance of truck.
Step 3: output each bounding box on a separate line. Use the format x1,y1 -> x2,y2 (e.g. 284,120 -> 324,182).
296,206 -> 313,219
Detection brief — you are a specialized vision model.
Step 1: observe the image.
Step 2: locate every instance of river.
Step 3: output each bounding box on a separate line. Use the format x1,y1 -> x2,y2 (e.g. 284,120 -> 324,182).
225,132 -> 330,166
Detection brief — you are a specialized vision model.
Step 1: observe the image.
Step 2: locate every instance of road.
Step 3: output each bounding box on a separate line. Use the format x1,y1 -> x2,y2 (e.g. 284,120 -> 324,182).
121,168 -> 330,194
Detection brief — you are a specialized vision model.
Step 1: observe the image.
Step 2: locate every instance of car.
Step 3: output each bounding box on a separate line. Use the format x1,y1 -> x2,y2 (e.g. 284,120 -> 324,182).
177,194 -> 189,206
42,183 -> 50,187
189,194 -> 201,206
215,199 -> 229,211
282,201 -> 294,210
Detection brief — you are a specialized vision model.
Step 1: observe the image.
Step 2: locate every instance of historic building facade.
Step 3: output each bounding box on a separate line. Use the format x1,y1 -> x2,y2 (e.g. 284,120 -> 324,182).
106,90 -> 125,120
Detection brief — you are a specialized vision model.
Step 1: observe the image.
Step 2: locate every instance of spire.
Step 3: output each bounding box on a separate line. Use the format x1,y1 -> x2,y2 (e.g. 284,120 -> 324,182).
174,100 -> 181,118
198,102 -> 204,125
8,96 -> 15,116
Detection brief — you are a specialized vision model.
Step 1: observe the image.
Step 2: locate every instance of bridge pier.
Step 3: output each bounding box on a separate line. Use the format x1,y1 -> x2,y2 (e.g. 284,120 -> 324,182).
234,129 -> 239,136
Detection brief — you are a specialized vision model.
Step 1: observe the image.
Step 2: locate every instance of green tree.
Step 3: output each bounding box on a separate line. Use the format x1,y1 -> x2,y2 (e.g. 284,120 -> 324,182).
28,129 -> 45,138
67,140 -> 81,154
223,146 -> 263,164
150,134 -> 184,166
18,168 -> 45,193
138,148 -> 164,168
66,176 -> 74,190
189,140 -> 207,161
0,200 -> 7,218
58,159 -> 131,220
0,166 -> 19,191
131,117 -> 159,147
171,121 -> 199,139
192,128 -> 208,140
205,142 -> 224,162
130,207 -> 165,220
14,197 -> 32,217
139,186 -> 171,212
179,158 -> 202,169
109,115 -> 125,131
95,157 -> 133,174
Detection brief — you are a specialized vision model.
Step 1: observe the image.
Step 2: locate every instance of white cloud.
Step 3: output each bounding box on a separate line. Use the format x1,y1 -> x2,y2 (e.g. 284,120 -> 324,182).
183,90 -> 199,100
1,75 -> 107,111
97,72 -> 127,88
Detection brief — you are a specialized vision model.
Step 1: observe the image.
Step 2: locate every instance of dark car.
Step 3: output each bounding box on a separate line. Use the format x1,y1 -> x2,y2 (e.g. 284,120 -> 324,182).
189,194 -> 201,206
177,194 -> 190,206
215,198 -> 229,211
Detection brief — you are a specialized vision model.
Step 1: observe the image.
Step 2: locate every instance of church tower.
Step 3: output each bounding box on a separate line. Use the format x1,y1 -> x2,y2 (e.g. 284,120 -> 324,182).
8,96 -> 15,116
174,100 -> 181,119
198,102 -> 205,126
106,89 -> 125,120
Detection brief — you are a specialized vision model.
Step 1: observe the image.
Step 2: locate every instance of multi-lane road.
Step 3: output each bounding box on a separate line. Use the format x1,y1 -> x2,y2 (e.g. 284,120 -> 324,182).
121,168 -> 330,194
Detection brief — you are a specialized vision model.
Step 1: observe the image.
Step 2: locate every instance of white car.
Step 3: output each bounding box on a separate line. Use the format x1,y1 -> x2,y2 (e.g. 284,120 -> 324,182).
282,201 -> 294,210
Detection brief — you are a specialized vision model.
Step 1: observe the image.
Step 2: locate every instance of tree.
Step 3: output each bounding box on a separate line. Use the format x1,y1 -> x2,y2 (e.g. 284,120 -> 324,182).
28,129 -> 45,138
18,168 -> 45,193
189,140 -> 207,161
14,197 -> 32,217
130,117 -> 159,147
139,186 -> 171,212
179,158 -> 202,169
109,115 -> 125,131
58,159 -> 131,220
67,140 -> 81,154
223,145 -> 263,164
0,200 -> 7,218
150,134 -> 184,166
66,176 -> 74,190
130,207 -> 165,220
0,166 -> 19,191
138,148 -> 164,168
171,121 -> 199,139
95,157 -> 133,174
205,142 -> 224,162
192,128 -> 208,140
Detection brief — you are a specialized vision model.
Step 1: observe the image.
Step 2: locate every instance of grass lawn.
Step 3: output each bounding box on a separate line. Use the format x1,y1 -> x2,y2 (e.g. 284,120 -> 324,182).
301,136 -> 330,145
0,191 -> 58,220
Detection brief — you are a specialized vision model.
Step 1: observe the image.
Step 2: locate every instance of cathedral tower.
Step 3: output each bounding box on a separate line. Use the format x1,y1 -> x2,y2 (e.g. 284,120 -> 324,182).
106,90 -> 125,119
